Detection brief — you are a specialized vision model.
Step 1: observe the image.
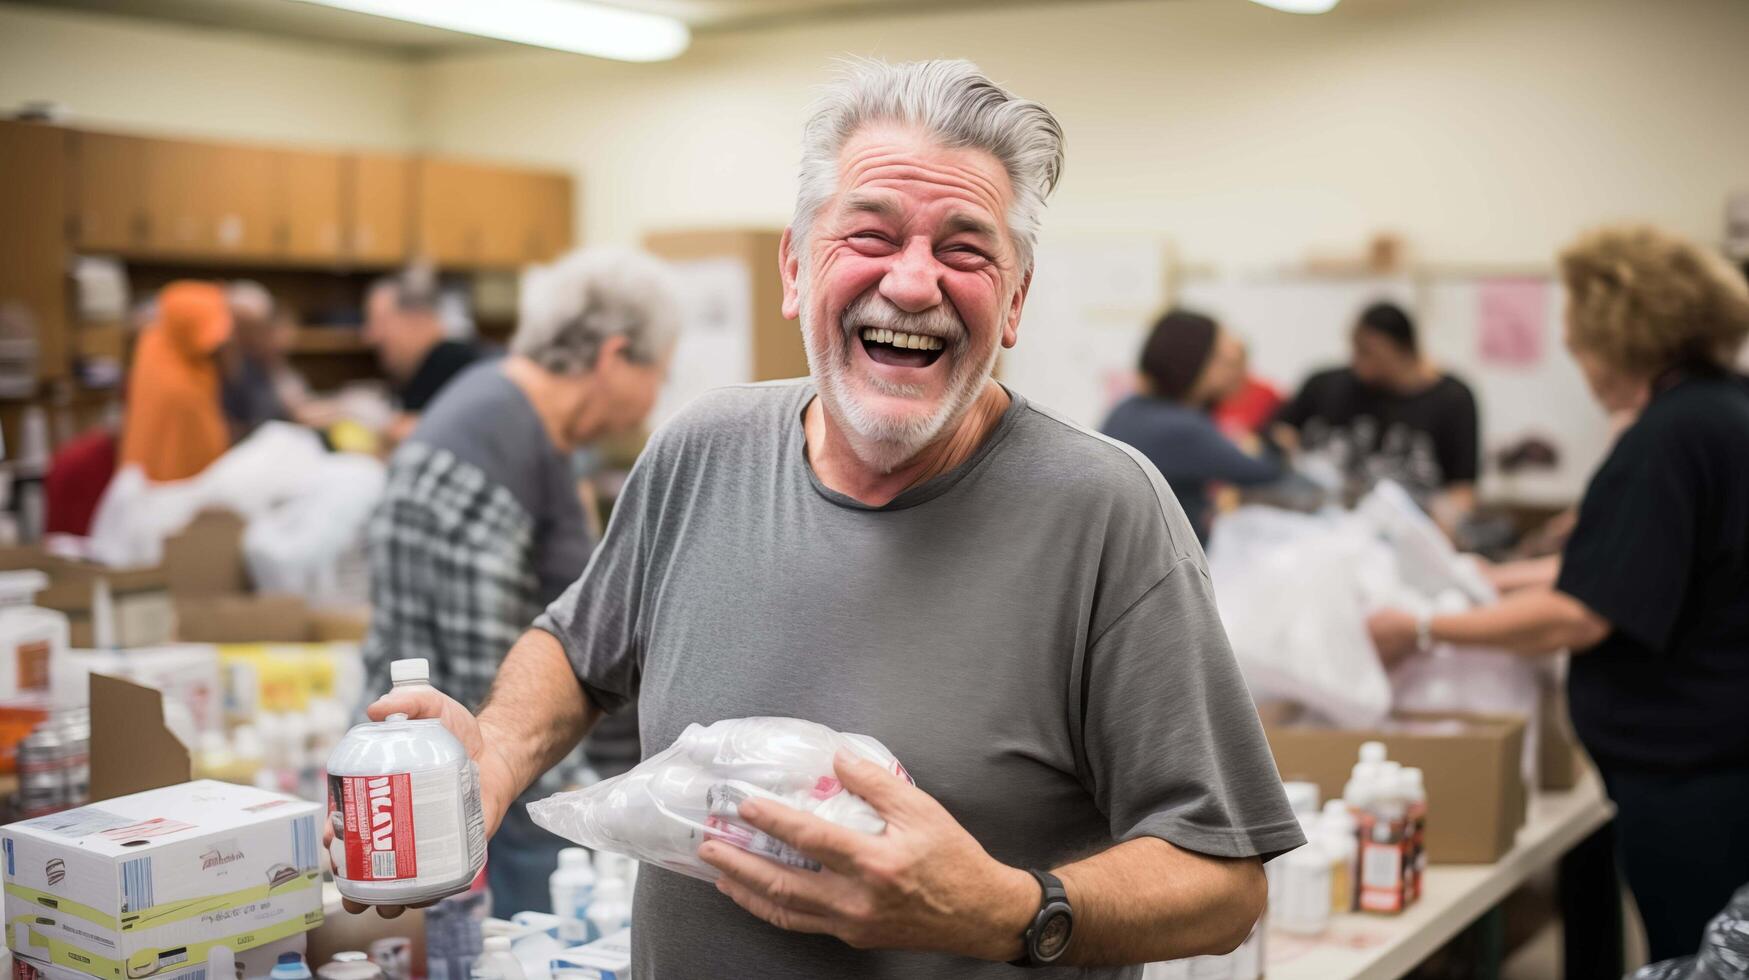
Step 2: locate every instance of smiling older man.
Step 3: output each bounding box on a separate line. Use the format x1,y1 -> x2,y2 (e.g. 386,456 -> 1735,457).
351,59 -> 1302,976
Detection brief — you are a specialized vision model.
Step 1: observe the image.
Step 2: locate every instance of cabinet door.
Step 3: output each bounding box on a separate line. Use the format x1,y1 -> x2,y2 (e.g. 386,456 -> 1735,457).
205,143 -> 278,258
0,121 -> 70,380
274,149 -> 345,262
67,130 -> 152,253
144,137 -> 214,255
414,158 -> 483,265
526,173 -> 575,263
473,167 -> 528,267
346,153 -> 412,264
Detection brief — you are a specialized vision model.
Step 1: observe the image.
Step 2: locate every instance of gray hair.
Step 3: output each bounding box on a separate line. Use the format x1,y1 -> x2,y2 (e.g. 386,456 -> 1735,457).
369,263 -> 441,314
792,58 -> 1065,273
512,247 -> 683,376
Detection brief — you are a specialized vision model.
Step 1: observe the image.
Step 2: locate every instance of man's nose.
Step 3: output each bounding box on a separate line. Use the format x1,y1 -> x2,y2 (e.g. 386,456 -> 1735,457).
878,238 -> 944,314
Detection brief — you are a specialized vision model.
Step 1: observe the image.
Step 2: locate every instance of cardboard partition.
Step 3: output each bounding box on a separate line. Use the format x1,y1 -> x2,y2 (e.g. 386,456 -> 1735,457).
161,508 -> 250,598
1267,711 -> 1527,865
89,673 -> 191,802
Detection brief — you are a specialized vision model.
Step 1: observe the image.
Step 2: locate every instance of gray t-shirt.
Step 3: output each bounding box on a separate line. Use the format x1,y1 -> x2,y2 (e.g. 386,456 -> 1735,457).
535,380 -> 1302,979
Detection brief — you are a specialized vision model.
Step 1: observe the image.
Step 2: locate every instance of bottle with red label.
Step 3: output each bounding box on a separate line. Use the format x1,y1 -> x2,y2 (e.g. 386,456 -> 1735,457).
327,659 -> 486,906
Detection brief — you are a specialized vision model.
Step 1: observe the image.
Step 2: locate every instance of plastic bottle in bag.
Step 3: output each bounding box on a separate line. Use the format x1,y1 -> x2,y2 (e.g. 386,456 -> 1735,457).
528,717 -> 911,883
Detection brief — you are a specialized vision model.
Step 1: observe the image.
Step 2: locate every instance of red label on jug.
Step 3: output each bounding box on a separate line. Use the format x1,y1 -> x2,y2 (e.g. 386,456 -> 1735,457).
338,773 -> 417,880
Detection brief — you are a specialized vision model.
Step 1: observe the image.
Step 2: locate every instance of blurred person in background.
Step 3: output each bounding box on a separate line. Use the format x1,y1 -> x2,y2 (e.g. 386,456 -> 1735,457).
1274,300 -> 1480,517
360,246 -> 681,918
1211,338 -> 1284,439
1368,224 -> 1749,962
1102,309 -> 1282,543
364,264 -> 477,445
219,280 -> 290,437
119,280 -> 233,482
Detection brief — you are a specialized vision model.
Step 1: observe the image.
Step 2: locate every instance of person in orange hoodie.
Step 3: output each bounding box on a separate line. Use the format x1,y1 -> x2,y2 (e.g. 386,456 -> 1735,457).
119,281 -> 234,482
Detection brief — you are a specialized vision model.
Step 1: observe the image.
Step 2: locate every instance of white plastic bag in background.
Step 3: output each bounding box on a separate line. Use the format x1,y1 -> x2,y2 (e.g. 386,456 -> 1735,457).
1207,507 -> 1394,729
528,717 -> 911,883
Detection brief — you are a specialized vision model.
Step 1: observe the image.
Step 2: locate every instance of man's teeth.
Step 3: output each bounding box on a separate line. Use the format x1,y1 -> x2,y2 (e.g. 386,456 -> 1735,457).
859,328 -> 944,351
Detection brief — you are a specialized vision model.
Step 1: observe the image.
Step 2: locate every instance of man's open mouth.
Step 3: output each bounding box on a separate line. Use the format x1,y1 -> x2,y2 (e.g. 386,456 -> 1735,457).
858,327 -> 946,369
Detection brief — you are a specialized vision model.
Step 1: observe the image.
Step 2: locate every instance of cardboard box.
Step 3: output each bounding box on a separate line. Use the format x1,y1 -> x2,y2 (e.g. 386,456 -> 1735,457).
1,780 -> 323,979
10,934 -> 306,980
1266,712 -> 1527,864
160,511 -> 250,601
88,674 -> 191,804
550,928 -> 631,980
1537,674 -> 1584,791
307,608 -> 368,644
175,596 -> 309,644
0,549 -> 172,650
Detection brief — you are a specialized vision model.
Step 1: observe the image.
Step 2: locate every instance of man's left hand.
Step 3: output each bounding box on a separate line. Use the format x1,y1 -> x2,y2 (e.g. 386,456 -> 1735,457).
698,751 -> 1038,961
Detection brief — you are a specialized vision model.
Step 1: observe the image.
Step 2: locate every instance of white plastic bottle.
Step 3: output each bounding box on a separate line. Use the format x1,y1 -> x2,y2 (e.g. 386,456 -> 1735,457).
548,847 -> 596,943
469,936 -> 525,980
1319,799 -> 1359,915
1275,817 -> 1332,936
586,876 -> 632,942
327,659 -> 487,906
1358,764 -> 1408,915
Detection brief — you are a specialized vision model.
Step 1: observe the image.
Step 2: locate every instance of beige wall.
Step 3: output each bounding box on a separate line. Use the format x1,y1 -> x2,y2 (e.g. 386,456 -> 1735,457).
415,0 -> 1749,268
3,0 -> 1745,265
0,4 -> 418,149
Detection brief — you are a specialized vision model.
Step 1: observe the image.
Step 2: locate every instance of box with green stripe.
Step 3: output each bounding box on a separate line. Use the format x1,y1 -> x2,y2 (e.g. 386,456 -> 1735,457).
2,780 -> 323,979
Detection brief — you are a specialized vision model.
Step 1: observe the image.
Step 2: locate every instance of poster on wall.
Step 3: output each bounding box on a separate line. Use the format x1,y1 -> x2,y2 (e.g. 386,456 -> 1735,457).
649,257 -> 753,429
1476,278 -> 1549,368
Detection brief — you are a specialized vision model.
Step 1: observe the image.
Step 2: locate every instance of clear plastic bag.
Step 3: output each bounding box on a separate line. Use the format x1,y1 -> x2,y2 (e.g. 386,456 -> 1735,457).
527,717 -> 911,882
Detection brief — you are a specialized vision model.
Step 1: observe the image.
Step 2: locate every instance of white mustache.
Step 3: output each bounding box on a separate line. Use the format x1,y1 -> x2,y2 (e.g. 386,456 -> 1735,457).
839,294 -> 966,349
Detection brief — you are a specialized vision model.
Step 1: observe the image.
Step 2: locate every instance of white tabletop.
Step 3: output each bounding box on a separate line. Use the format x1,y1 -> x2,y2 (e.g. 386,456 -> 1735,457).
1264,771 -> 1614,980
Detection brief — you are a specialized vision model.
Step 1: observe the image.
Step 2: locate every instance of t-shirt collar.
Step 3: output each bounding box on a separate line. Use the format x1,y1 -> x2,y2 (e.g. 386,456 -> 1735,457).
792,381 -> 1027,511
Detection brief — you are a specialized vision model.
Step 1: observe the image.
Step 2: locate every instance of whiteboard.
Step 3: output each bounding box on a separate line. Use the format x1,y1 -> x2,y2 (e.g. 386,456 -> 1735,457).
1178,272 -> 1612,506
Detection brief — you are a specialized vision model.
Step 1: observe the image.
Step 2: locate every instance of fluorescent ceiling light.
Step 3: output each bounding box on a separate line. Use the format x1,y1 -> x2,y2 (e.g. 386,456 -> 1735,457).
295,0 -> 690,61
1247,0 -> 1341,13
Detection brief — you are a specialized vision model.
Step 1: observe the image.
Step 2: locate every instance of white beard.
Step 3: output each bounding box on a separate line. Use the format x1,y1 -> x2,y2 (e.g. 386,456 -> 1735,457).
801,289 -> 999,474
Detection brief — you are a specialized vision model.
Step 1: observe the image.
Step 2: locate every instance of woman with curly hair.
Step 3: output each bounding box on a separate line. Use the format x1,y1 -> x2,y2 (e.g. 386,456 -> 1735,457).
1369,224 -> 1749,960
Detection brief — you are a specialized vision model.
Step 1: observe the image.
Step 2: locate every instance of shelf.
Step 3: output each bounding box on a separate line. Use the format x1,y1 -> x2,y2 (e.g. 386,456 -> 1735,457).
289,327 -> 373,355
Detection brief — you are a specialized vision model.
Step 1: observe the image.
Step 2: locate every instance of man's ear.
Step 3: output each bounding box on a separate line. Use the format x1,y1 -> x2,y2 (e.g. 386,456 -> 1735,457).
594,333 -> 629,373
1003,268 -> 1033,349
780,227 -> 802,321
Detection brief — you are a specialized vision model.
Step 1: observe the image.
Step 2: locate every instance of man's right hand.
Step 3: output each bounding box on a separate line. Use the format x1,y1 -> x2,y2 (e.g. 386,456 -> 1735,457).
328,685 -> 519,919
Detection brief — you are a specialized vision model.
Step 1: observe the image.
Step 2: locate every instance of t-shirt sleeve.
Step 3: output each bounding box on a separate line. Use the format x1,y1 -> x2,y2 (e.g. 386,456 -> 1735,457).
1555,428 -> 1696,653
1080,558 -> 1306,862
1438,380 -> 1481,484
531,441 -> 659,714
1181,423 -> 1282,486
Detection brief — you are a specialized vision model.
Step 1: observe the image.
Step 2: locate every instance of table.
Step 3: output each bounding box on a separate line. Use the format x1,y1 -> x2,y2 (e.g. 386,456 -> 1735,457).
1265,770 -> 1614,980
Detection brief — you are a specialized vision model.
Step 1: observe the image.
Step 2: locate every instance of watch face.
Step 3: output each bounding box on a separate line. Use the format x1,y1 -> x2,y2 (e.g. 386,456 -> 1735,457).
1036,908 -> 1072,960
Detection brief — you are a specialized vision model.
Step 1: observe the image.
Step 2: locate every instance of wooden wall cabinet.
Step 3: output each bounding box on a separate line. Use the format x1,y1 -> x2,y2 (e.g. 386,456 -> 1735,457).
416,157 -> 574,268
60,128 -> 572,270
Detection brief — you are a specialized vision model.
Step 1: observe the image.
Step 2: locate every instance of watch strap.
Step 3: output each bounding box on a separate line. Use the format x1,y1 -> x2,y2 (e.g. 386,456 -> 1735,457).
1009,869 -> 1072,968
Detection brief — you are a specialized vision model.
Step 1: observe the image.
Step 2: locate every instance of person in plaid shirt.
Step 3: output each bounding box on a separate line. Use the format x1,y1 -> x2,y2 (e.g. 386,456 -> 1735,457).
360,246 -> 681,917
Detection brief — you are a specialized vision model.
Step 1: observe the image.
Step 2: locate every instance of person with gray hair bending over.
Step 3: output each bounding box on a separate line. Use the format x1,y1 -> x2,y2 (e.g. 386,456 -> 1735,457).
359,247 -> 680,917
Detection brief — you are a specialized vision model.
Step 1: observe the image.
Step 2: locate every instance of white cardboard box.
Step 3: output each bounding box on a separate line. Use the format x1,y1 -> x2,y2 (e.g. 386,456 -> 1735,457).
2,780 -> 323,979
7,932 -> 305,980
549,928 -> 630,980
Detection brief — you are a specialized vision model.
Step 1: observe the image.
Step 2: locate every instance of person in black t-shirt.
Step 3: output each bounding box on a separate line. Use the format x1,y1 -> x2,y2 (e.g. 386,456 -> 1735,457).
1368,225 -> 1749,962
364,265 -> 479,445
1274,301 -> 1480,516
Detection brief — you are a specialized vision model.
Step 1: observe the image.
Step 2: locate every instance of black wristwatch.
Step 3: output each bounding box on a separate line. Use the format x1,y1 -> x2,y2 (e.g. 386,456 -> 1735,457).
1009,869 -> 1074,968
